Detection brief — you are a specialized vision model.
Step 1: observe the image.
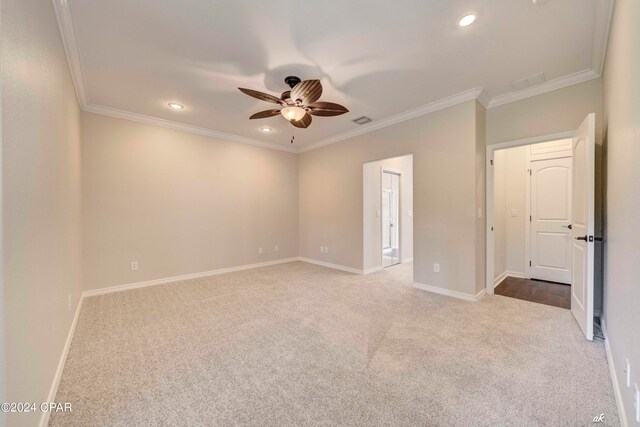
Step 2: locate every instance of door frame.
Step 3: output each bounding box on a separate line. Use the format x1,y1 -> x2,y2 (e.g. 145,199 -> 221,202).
380,168 -> 402,268
485,130 -> 575,295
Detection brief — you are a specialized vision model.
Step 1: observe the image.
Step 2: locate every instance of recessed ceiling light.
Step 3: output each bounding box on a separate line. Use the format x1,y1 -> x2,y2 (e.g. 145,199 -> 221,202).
260,127 -> 272,133
458,14 -> 476,27
168,102 -> 184,110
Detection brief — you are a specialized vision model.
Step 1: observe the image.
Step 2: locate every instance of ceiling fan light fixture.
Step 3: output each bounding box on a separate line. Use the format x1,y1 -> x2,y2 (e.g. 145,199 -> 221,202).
281,106 -> 306,122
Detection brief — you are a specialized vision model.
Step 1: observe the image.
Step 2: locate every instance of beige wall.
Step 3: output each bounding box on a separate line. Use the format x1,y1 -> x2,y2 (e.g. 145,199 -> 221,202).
299,101 -> 483,296
81,113 -> 299,291
474,104 -> 486,294
493,146 -> 527,279
363,155 -> 413,271
602,0 -> 640,425
504,147 -> 527,275
487,78 -> 603,146
2,1 -> 83,426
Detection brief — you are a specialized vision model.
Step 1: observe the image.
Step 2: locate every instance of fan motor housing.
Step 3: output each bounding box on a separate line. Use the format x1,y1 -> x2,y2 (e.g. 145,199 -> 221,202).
284,76 -> 301,88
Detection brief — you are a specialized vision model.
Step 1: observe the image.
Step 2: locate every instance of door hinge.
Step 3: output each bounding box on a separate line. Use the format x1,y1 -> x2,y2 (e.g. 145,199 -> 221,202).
490,159 -> 494,166
491,226 -> 494,231
530,215 -> 532,222
529,169 -> 532,176
529,260 -> 532,267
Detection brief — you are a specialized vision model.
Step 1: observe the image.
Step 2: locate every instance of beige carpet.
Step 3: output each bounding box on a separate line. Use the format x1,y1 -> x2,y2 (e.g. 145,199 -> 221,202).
51,262 -> 619,426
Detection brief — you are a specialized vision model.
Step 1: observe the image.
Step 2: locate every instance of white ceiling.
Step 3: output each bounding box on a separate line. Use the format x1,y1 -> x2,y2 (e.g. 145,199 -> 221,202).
55,0 -> 612,152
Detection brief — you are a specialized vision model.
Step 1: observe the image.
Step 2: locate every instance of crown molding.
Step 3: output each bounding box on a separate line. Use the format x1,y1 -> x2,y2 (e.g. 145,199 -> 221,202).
476,88 -> 492,109
82,104 -> 299,153
53,0 -> 612,154
487,69 -> 600,109
299,88 -> 485,153
52,0 -> 87,106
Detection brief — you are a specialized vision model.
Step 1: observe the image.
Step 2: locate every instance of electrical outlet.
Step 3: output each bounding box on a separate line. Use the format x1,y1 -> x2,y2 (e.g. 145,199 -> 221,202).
258,247 -> 263,254
274,245 -> 279,252
68,294 -> 72,312
130,261 -> 139,271
625,358 -> 631,387
434,263 -> 440,273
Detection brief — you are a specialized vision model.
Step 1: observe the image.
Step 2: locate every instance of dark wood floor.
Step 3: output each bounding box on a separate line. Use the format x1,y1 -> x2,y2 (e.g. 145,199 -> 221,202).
494,276 -> 571,309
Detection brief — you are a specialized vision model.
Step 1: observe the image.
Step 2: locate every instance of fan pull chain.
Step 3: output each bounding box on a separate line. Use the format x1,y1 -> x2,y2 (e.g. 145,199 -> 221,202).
291,128 -> 295,144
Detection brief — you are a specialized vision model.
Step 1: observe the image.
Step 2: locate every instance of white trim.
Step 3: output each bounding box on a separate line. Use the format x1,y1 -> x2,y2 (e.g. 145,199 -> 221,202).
601,319 -> 629,427
51,0 -> 87,106
297,257 -> 363,275
39,296 -> 84,427
525,146 -> 532,279
300,88 -> 485,153
82,104 -> 298,153
476,88 -> 492,109
413,282 -> 486,302
494,271 -> 508,288
362,266 -> 383,275
487,69 -> 600,108
83,258 -> 299,297
402,257 -> 414,264
486,130 -> 577,296
505,270 -> 525,279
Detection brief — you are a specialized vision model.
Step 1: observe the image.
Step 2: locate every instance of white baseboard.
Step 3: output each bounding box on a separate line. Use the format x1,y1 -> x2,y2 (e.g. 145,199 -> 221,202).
297,257 -> 363,275
83,257 -> 299,297
505,270 -> 525,279
494,271 -> 508,288
601,319 -> 628,427
413,282 -> 485,302
362,265 -> 383,275
39,296 -> 84,427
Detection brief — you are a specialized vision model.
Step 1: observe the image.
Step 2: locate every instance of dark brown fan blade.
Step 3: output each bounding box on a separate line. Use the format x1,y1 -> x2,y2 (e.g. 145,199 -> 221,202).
238,88 -> 283,105
249,109 -> 281,119
290,113 -> 312,128
307,102 -> 349,117
290,80 -> 322,104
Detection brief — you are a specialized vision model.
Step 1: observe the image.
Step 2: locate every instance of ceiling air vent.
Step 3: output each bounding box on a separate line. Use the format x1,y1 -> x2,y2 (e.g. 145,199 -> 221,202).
511,72 -> 546,91
353,116 -> 372,125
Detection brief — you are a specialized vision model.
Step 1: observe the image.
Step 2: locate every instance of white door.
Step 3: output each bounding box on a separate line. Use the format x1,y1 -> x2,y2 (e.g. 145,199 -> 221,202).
571,113 -> 596,341
530,156 -> 573,284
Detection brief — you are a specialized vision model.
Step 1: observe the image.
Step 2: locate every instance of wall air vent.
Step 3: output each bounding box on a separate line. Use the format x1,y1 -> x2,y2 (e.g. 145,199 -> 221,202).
353,116 -> 372,125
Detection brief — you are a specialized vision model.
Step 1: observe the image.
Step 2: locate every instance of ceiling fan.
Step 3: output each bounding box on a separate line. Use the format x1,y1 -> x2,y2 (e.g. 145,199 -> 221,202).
238,76 -> 349,129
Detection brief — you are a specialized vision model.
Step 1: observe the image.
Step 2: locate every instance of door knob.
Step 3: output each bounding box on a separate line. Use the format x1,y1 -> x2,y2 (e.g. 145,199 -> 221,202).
575,235 -> 588,241
562,224 -> 573,229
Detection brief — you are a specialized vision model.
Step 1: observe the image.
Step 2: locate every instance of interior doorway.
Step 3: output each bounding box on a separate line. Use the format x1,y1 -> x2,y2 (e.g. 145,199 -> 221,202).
486,113 -> 597,341
491,139 -> 574,309
362,154 -> 413,275
382,171 -> 401,267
